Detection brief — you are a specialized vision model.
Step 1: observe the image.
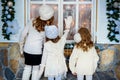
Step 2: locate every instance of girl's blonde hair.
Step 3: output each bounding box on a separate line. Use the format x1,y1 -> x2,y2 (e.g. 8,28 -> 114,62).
32,16 -> 54,32
76,27 -> 93,52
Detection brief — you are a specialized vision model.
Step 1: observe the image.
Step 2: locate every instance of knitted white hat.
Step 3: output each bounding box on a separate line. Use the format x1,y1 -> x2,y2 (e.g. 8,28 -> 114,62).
45,25 -> 58,39
39,4 -> 54,20
74,33 -> 81,43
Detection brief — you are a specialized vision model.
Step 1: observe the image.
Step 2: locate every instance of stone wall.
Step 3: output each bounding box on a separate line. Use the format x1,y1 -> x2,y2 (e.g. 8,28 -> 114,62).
0,43 -> 120,80
95,44 -> 120,80
0,43 -> 24,80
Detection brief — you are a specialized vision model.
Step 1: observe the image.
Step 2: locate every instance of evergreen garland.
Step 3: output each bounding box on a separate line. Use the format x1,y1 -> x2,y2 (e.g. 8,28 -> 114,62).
106,0 -> 120,42
1,0 -> 15,40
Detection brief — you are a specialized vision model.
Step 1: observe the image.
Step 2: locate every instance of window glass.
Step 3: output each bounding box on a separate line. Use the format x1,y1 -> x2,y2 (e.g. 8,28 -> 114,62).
63,4 -> 76,40
78,4 -> 91,32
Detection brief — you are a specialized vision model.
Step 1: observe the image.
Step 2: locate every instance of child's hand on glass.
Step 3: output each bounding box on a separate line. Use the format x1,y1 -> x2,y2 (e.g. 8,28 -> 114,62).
64,16 -> 73,29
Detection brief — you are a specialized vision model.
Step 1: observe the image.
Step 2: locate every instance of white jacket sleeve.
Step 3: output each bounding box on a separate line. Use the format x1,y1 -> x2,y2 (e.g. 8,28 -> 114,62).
19,20 -> 31,54
19,21 -> 31,42
58,30 -> 69,48
58,16 -> 72,49
69,46 -> 79,74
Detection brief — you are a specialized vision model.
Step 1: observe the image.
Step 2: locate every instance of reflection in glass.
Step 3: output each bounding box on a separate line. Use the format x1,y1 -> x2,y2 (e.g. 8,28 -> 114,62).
30,4 -> 58,26
63,5 -> 76,40
79,4 -> 91,32
79,0 -> 91,1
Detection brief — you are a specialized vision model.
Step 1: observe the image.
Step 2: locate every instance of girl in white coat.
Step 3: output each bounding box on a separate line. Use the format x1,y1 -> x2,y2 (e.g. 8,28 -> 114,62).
38,16 -> 73,80
19,5 -> 55,80
69,27 -> 99,80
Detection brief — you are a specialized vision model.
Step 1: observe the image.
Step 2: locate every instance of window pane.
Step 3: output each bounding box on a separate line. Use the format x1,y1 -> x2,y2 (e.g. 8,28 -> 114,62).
63,4 -> 76,40
30,4 -> 58,26
79,4 -> 91,32
30,4 -> 40,19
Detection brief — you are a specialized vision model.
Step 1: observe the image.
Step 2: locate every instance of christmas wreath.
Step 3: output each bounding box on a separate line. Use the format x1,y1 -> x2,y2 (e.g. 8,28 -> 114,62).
1,0 -> 20,40
106,0 -> 120,42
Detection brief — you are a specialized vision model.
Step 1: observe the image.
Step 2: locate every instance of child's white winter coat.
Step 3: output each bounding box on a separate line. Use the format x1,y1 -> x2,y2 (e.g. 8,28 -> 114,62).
41,30 -> 69,77
69,46 -> 99,75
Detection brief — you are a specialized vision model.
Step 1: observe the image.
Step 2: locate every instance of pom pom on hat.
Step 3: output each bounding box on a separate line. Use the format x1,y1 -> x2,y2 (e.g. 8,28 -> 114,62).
39,4 -> 54,20
74,33 -> 81,43
45,25 -> 58,39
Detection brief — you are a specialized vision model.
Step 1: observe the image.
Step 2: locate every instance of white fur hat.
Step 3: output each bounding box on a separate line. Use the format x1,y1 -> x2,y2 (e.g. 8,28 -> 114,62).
39,4 -> 54,20
45,25 -> 58,39
74,33 -> 81,43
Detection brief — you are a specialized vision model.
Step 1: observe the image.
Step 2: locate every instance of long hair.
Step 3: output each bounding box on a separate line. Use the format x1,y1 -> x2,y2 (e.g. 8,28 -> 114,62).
32,16 -> 54,32
76,27 -> 93,52
46,36 -> 60,43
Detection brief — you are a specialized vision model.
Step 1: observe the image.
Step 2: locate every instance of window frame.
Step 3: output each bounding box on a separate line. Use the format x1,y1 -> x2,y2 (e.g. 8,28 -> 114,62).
25,0 -> 97,43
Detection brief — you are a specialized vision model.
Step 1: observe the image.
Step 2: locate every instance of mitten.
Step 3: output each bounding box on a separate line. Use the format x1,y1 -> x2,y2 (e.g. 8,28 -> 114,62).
64,16 -> 73,29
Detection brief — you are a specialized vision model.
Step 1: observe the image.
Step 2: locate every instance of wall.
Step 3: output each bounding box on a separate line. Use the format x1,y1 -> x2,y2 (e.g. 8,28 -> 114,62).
0,43 -> 120,80
0,0 -> 24,79
0,0 -> 24,42
0,43 -> 24,80
97,0 -> 120,44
